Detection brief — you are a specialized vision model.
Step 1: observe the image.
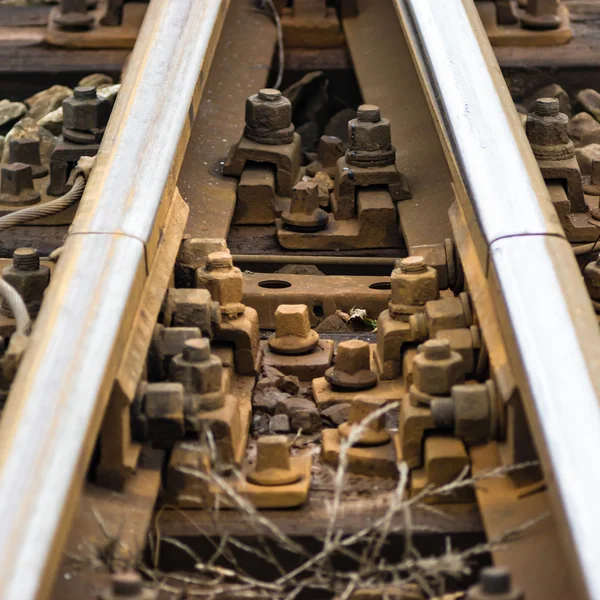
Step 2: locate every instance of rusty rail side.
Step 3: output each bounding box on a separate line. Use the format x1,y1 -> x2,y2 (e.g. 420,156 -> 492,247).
0,1 -> 228,598
395,0 -> 600,598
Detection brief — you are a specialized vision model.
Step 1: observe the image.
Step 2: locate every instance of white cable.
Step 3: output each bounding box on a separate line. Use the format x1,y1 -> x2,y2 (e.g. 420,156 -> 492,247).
0,279 -> 31,336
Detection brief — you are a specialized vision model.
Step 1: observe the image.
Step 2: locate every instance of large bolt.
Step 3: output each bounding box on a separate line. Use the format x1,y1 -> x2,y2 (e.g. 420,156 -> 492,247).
143,382 -> 185,444
13,247 -> 40,271
246,435 -> 301,486
0,248 -> 50,318
170,338 -> 225,412
338,395 -> 390,447
521,0 -> 561,31
584,159 -> 600,199
325,339 -> 378,391
526,97 -> 573,161
465,566 -> 524,600
431,381 -> 498,446
54,0 -> 95,30
182,337 -> 212,362
196,251 -> 245,319
0,163 -> 41,207
62,85 -> 111,143
268,304 -> 320,355
244,88 -> 294,145
281,180 -> 329,232
388,256 -> 439,319
346,104 -> 395,168
7,138 -> 48,178
411,338 -> 466,399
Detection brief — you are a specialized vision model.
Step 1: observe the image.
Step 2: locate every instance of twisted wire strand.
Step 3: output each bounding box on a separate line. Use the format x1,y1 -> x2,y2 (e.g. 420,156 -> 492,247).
0,278 -> 31,336
0,175 -> 86,234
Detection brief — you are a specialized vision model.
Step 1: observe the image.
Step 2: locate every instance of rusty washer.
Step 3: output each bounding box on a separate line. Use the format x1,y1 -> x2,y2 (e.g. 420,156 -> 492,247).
244,88 -> 294,146
54,0 -> 95,30
345,104 -> 396,168
521,0 -> 561,31
526,98 -> 573,161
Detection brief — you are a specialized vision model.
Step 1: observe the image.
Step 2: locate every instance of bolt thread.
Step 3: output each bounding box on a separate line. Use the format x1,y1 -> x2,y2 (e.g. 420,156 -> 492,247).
258,88 -> 281,102
534,97 -> 560,116
423,339 -> 451,360
13,248 -> 39,271
357,104 -> 381,122
74,85 -> 97,100
399,256 -> 427,273
207,251 -> 233,270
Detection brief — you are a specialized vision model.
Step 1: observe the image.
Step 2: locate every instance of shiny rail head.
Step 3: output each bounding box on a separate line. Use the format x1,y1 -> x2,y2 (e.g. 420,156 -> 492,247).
394,0 -> 563,254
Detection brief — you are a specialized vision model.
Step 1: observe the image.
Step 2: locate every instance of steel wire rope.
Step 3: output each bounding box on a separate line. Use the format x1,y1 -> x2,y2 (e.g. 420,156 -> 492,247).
0,175 -> 86,234
0,279 -> 30,336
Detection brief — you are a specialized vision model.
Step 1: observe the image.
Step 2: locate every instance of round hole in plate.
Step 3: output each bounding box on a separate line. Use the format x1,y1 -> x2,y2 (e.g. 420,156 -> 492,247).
369,281 -> 391,290
258,280 -> 292,289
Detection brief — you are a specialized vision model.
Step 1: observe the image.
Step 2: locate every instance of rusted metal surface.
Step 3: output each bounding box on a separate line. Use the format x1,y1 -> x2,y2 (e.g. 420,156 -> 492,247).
242,272 -> 392,328
471,442 -> 574,600
178,0 -> 277,244
50,448 -> 163,600
342,0 -> 455,254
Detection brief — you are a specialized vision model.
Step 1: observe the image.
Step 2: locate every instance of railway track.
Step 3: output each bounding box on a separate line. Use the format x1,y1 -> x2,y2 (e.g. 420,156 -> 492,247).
0,1 -> 599,599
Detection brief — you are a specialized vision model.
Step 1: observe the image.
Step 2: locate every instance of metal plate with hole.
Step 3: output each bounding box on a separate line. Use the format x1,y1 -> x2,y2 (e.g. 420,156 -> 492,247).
242,273 -> 392,328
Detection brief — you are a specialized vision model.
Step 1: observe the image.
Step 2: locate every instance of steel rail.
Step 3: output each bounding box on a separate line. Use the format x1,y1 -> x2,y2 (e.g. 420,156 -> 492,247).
0,1 -> 228,598
394,0 -> 600,598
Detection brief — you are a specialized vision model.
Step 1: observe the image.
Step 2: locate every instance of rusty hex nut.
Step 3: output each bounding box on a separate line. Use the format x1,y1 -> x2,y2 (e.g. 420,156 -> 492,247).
350,105 -> 392,152
0,247 -> 50,318
170,338 -> 225,411
244,88 -> 294,145
62,86 -> 111,132
389,256 -> 439,317
144,382 -> 185,444
452,383 -> 494,445
526,97 -> 574,161
346,104 -> 396,167
325,339 -> 378,391
412,339 -> 466,396
433,327 -> 479,376
196,251 -> 244,316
